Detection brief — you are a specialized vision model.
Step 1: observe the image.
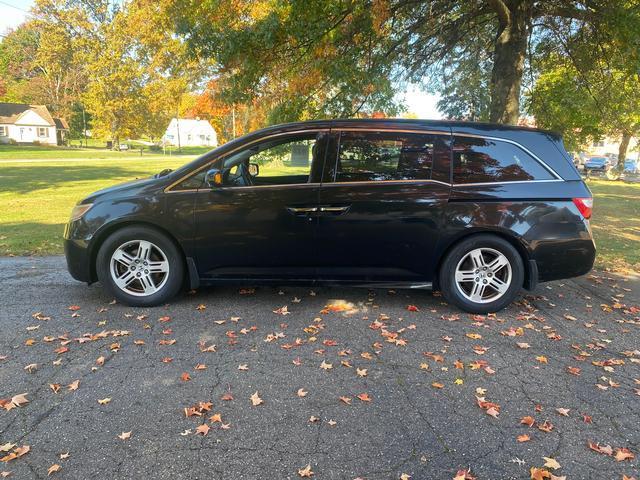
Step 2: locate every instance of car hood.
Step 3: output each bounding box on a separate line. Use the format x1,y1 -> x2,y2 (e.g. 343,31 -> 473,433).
80,176 -> 163,204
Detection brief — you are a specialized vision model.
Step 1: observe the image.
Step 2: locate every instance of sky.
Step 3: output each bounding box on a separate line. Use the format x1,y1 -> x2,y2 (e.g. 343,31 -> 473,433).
0,0 -> 443,119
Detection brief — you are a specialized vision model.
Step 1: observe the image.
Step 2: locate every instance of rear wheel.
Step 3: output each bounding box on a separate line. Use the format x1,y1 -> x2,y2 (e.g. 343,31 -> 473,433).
96,226 -> 184,307
439,235 -> 524,313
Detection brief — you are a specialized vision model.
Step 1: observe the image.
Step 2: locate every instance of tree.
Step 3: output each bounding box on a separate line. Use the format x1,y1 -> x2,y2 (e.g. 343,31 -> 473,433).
529,5 -> 640,170
170,0 -> 632,125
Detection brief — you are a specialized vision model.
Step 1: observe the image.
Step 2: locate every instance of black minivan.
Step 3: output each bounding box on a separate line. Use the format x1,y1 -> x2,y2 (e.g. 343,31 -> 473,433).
64,119 -> 596,313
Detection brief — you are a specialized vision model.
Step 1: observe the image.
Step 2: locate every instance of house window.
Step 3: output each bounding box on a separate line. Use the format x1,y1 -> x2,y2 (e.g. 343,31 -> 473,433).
0,126 -> 6,136
593,140 -> 605,147
38,127 -> 48,137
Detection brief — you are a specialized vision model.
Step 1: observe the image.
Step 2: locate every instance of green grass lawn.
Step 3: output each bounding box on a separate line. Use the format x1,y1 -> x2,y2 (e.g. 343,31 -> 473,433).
0,157 -> 189,255
0,155 -> 639,271
586,179 -> 640,269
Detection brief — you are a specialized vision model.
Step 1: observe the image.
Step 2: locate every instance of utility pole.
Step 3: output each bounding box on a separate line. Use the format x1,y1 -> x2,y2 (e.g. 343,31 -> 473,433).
82,107 -> 87,147
175,108 -> 181,153
232,105 -> 236,139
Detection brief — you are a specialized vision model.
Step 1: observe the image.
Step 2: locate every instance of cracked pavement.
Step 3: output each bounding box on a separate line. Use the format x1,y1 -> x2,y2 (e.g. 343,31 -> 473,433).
1,256 -> 639,479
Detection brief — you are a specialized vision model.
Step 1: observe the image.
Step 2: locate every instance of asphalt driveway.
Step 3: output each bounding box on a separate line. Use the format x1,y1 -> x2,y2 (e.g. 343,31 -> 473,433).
1,257 -> 638,479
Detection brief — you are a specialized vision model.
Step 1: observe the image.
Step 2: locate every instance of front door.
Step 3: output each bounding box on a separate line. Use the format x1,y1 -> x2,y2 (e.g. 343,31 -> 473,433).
193,131 -> 328,281
316,128 -> 452,284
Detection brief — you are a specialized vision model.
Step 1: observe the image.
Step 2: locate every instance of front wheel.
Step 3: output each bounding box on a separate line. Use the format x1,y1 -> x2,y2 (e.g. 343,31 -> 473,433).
439,235 -> 524,314
96,226 -> 184,307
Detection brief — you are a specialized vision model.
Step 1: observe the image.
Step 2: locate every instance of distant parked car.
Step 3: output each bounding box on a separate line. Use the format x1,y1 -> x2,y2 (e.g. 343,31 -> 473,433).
624,159 -> 639,174
584,156 -> 611,172
119,144 -> 129,150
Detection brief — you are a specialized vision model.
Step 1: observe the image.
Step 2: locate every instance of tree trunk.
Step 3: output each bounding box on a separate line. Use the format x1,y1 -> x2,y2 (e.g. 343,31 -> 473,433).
616,132 -> 631,172
488,0 -> 532,124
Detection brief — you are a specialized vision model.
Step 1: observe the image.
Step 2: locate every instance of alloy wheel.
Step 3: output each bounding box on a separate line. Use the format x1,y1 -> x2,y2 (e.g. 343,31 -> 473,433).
454,247 -> 512,304
109,240 -> 170,297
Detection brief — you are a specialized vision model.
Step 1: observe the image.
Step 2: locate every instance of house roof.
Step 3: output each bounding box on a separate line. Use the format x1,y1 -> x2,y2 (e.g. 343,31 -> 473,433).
0,103 -> 56,126
54,117 -> 69,130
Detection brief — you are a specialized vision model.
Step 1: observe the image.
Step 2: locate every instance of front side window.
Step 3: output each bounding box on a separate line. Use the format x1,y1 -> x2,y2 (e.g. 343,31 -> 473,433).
38,127 -> 48,137
221,132 -> 324,187
452,136 -> 554,184
0,126 -> 6,136
334,131 -> 443,182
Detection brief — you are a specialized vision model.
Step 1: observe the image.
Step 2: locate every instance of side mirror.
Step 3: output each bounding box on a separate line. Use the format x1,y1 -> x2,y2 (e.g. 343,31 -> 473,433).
248,163 -> 259,176
205,168 -> 224,187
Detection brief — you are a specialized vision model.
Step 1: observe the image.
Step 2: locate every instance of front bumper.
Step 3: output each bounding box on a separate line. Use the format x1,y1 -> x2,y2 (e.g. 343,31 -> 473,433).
63,222 -> 92,283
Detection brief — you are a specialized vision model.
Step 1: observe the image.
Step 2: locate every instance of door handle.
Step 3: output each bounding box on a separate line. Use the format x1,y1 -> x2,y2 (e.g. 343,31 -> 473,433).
286,206 -> 318,215
318,205 -> 350,214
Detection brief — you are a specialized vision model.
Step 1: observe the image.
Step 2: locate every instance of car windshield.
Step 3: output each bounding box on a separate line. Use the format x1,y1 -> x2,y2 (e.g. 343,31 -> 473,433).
588,157 -> 606,164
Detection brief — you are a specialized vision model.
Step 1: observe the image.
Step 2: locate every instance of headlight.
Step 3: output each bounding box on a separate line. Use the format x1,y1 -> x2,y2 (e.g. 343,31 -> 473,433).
69,203 -> 93,221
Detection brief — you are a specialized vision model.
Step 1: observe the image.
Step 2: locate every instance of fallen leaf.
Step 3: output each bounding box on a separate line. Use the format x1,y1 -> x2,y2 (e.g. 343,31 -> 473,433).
97,398 -> 111,405
47,464 -> 61,476
543,457 -> 561,470
320,360 -> 333,370
517,434 -> 531,442
356,393 -> 371,402
297,388 -> 308,398
250,391 -> 263,406
521,416 -> 535,427
614,448 -> 635,462
118,431 -> 132,441
67,380 -> 79,391
555,408 -> 570,417
298,464 -> 314,477
195,424 -> 210,436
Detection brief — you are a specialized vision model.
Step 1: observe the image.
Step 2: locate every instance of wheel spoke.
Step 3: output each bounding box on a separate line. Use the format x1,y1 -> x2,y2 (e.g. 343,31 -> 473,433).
112,249 -> 134,267
455,269 -> 476,283
139,274 -> 156,294
469,249 -> 485,269
148,260 -> 169,274
136,240 -> 152,260
114,270 -> 136,290
487,254 -> 509,273
469,281 -> 486,301
488,276 -> 508,294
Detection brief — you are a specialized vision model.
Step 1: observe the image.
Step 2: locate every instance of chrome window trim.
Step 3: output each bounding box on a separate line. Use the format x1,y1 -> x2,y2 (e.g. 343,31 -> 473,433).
454,179 -> 563,187
164,128 -> 330,193
181,178 -> 563,192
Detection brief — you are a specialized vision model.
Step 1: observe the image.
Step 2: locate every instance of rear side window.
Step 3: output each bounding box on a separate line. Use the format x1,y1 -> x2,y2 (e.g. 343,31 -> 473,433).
334,131 -> 445,182
453,136 -> 554,184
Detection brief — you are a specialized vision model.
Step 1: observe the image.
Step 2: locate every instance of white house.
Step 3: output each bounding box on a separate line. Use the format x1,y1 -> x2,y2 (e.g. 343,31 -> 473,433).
0,103 -> 68,146
162,118 -> 218,147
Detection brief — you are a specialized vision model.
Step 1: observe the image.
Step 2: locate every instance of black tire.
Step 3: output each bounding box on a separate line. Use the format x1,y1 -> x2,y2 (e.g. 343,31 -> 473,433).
96,226 -> 184,307
438,234 -> 524,314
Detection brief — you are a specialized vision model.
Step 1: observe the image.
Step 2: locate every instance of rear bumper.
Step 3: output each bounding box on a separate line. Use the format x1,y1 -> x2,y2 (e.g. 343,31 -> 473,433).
531,225 -> 596,283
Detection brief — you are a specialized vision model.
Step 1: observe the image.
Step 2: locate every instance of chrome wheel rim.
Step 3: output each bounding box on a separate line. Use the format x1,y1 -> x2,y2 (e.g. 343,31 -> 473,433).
110,240 -> 169,297
454,247 -> 512,304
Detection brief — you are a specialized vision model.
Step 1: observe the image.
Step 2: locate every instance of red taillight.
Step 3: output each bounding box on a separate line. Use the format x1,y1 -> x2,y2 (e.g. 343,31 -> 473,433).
573,197 -> 593,219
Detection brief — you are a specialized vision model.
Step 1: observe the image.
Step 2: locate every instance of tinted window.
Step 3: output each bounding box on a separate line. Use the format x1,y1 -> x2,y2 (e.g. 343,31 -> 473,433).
335,131 -> 441,182
222,132 -> 322,187
452,136 -> 554,184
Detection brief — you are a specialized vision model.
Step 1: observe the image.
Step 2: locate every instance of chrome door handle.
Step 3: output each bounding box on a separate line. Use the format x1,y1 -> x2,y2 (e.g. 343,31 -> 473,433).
318,206 -> 350,213
286,206 -> 318,214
